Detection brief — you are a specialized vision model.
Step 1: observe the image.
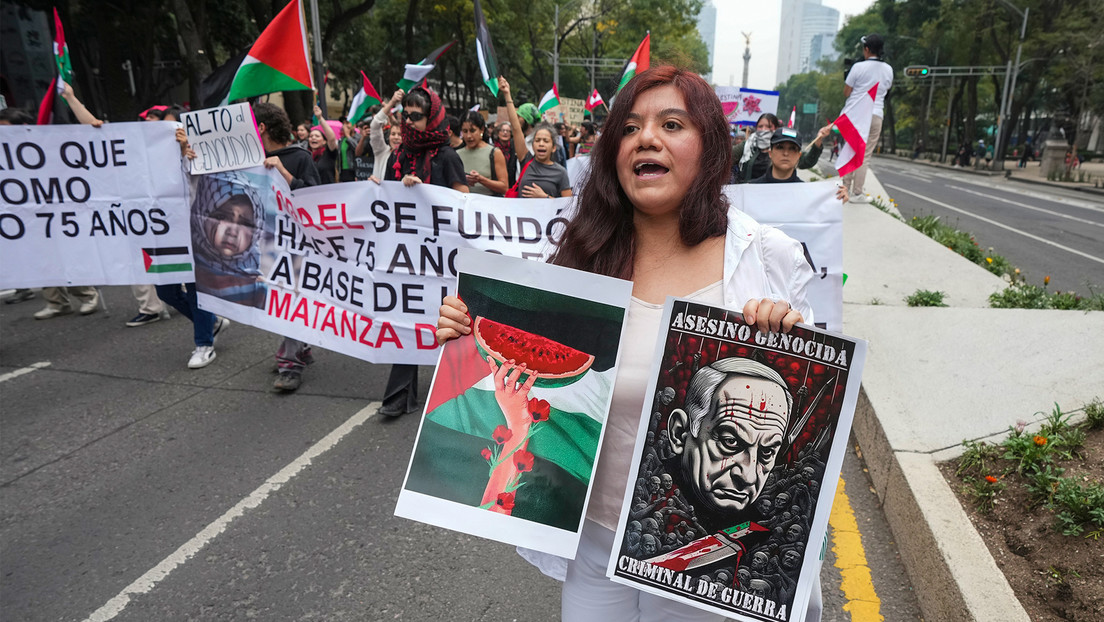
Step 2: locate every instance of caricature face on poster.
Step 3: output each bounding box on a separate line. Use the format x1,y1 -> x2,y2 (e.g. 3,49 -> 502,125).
608,298 -> 867,622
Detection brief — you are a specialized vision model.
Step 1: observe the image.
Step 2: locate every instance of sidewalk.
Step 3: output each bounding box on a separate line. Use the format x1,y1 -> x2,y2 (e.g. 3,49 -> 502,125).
840,170 -> 1104,621
883,152 -> 1104,196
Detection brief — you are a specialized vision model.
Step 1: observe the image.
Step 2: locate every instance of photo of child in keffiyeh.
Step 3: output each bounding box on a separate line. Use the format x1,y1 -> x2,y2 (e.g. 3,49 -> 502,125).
191,171 -> 268,309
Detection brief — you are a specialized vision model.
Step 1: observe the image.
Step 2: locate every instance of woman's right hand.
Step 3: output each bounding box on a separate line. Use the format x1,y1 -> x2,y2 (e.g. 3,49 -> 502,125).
436,295 -> 471,344
498,77 -> 511,99
313,104 -> 324,120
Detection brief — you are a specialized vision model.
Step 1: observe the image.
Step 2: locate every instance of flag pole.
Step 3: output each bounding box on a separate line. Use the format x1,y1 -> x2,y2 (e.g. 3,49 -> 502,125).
309,0 -> 326,109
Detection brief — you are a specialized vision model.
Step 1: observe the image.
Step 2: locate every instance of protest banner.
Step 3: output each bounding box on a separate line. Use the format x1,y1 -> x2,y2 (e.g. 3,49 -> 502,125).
558,97 -> 587,125
607,298 -> 866,621
194,171 -> 575,366
396,249 -> 631,557
193,173 -> 843,364
181,103 -> 265,175
716,87 -> 780,126
0,122 -> 193,288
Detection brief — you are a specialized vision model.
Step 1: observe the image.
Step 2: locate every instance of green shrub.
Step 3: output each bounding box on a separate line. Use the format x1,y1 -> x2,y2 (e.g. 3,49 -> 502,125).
905,289 -> 948,307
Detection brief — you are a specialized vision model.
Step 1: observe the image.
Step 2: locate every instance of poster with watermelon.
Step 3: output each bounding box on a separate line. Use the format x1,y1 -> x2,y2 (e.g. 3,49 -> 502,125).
606,298 -> 866,621
396,249 -> 632,558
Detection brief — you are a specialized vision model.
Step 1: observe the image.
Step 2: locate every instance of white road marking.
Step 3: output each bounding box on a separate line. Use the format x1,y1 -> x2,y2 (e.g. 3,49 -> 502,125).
947,185 -> 1104,228
0,361 -> 51,383
81,403 -> 380,622
886,184 -> 1104,266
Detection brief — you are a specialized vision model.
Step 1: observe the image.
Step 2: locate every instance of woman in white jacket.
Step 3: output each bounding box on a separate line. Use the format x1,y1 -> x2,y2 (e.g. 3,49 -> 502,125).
358,89 -> 405,181
436,65 -> 820,622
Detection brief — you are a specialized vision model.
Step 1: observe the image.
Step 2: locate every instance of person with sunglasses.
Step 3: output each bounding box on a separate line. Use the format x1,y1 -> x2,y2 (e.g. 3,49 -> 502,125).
380,86 -> 468,417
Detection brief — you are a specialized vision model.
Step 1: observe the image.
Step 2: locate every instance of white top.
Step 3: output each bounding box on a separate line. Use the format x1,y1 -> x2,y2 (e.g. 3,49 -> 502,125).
517,208 -> 815,580
845,57 -> 893,118
369,107 -> 394,180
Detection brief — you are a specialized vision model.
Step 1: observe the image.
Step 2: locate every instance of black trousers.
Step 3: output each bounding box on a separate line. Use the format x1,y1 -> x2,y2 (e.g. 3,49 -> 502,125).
383,364 -> 419,411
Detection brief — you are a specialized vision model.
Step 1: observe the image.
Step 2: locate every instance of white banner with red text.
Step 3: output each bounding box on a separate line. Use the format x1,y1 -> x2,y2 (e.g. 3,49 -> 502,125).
193,169 -> 843,366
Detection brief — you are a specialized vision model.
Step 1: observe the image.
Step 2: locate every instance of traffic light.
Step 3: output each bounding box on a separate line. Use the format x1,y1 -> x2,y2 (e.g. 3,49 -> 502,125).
905,66 -> 931,77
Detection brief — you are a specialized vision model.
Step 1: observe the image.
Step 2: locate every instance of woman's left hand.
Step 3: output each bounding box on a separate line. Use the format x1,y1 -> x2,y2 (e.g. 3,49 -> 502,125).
836,185 -> 849,203
402,174 -> 422,187
520,183 -> 547,198
742,299 -> 803,333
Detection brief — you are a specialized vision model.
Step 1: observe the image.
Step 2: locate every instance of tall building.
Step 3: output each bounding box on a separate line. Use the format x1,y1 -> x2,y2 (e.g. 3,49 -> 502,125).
776,0 -> 840,86
697,1 -> 717,82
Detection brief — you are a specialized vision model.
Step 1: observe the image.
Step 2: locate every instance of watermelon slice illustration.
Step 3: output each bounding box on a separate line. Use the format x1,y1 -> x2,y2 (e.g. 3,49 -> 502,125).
473,316 -> 595,388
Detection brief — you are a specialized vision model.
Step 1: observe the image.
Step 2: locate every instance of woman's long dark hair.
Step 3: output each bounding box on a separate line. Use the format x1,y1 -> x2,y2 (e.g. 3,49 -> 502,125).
550,65 -> 731,279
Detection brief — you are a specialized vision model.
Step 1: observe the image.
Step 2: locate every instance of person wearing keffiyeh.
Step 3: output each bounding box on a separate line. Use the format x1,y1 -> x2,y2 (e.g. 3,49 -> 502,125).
192,171 -> 266,309
380,86 -> 468,417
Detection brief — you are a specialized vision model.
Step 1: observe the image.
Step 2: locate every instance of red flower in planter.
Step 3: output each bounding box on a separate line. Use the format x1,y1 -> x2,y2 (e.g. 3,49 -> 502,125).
492,425 -> 512,445
513,449 -> 535,473
496,492 -> 515,512
529,398 -> 551,423
481,447 -> 493,461
1033,435 -> 1048,446
985,475 -> 998,484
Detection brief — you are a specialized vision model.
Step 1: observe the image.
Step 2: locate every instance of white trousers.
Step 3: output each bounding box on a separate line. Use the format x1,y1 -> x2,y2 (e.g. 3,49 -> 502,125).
561,520 -> 823,622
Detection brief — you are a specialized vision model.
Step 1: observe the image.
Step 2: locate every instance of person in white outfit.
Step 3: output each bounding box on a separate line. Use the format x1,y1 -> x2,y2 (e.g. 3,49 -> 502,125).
841,33 -> 893,202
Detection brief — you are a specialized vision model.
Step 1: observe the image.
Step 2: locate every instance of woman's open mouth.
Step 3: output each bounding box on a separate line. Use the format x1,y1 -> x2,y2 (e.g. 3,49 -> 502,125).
634,161 -> 670,178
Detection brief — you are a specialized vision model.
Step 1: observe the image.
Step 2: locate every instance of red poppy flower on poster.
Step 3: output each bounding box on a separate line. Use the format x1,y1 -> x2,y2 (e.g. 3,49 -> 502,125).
481,447 -> 493,461
493,425 -> 512,444
496,491 -> 515,511
513,449 -> 535,472
529,398 -> 551,423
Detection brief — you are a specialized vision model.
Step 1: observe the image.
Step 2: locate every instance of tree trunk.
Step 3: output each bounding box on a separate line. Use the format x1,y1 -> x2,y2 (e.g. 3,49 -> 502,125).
171,0 -> 213,109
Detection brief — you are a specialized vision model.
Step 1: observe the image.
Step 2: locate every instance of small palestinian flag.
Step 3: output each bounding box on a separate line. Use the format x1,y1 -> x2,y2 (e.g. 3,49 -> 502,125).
143,247 -> 192,274
37,8 -> 72,125
538,84 -> 560,114
616,32 -> 650,94
227,0 -> 314,102
473,0 -> 499,97
397,40 -> 456,91
584,88 -> 604,112
348,71 -> 382,125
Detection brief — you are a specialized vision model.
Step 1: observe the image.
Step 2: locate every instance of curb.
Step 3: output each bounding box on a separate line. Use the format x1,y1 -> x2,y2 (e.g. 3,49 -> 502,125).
852,389 -> 1032,622
879,153 -> 1104,196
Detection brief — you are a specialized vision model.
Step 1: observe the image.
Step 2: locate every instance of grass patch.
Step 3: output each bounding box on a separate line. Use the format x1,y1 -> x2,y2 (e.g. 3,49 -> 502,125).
905,289 -> 948,307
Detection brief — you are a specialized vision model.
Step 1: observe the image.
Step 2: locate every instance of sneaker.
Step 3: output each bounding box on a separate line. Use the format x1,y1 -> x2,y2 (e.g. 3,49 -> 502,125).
850,194 -> 870,204
34,305 -> 73,320
272,371 -> 302,392
187,346 -> 216,369
126,312 -> 164,327
4,289 -> 35,304
79,291 -> 100,315
212,317 -> 230,344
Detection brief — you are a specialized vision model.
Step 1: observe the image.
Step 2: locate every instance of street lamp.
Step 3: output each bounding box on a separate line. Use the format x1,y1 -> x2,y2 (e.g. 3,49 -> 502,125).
993,0 -> 1028,170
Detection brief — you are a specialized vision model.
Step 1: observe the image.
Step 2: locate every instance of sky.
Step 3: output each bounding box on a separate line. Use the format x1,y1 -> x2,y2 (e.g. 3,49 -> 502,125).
709,0 -> 876,89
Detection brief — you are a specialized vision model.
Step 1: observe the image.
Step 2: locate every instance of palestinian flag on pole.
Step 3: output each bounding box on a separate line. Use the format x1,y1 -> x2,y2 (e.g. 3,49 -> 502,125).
348,71 -> 382,125
616,32 -> 650,94
142,247 -> 193,274
787,105 -> 796,128
37,8 -> 72,125
834,83 -> 877,177
584,88 -> 604,112
473,0 -> 499,97
397,40 -> 456,91
227,0 -> 314,102
538,84 -> 560,114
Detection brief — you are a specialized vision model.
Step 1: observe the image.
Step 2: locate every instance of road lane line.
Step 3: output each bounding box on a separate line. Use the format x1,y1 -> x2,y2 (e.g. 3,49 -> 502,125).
830,477 -> 883,621
0,361 -> 51,383
82,402 -> 380,622
886,184 -> 1104,266
946,185 -> 1104,228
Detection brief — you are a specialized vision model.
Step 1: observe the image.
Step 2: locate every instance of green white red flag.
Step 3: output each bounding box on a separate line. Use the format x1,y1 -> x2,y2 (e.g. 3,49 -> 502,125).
348,71 -> 382,125
227,0 -> 314,102
585,88 -> 604,112
473,0 -> 500,97
616,32 -> 650,94
834,83 -> 877,177
397,41 -> 456,91
37,8 -> 73,125
538,84 -> 560,113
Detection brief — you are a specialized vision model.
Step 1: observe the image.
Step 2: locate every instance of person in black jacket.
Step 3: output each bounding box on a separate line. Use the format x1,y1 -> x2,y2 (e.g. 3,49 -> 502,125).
254,103 -> 321,391
751,129 -> 850,203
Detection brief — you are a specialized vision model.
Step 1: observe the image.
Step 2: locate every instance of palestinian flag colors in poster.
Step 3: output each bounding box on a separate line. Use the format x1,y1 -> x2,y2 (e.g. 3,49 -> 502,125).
397,40 -> 456,91
616,32 -> 651,94
227,0 -> 314,102
396,249 -> 632,558
608,298 -> 867,621
538,84 -> 560,114
347,72 -> 382,125
585,88 -> 605,112
142,247 -> 192,274
37,8 -> 72,125
473,0 -> 500,97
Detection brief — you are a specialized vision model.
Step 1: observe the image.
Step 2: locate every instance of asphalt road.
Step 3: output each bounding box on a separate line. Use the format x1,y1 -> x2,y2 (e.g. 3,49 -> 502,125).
1,286 -> 920,621
873,158 -> 1104,294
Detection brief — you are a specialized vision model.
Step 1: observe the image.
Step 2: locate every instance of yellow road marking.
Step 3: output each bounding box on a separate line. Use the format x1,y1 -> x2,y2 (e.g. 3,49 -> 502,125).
830,476 -> 883,621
